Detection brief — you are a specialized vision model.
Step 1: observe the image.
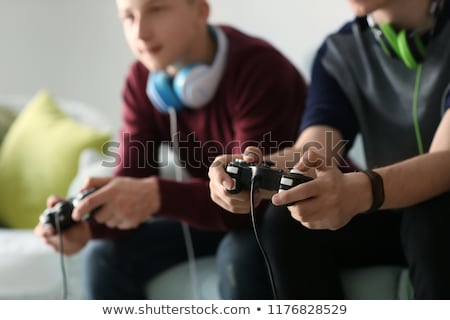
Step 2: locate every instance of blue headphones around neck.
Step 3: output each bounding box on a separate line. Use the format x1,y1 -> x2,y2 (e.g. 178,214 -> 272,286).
146,26 -> 228,113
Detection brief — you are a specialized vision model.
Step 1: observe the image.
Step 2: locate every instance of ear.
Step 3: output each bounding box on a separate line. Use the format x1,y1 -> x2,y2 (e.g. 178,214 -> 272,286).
197,0 -> 210,24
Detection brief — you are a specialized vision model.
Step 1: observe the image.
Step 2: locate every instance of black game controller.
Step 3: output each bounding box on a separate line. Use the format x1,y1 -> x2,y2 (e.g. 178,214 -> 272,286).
39,188 -> 98,233
225,159 -> 283,194
279,168 -> 314,192
279,169 -> 314,206
225,160 -> 313,195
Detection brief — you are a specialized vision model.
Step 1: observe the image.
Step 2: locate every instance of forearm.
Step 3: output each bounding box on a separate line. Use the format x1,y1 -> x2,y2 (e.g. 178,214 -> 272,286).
155,177 -> 258,231
376,150 -> 450,209
376,110 -> 450,209
265,125 -> 344,171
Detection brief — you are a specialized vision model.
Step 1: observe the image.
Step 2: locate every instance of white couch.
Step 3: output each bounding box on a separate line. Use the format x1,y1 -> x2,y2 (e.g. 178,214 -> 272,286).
0,94 -> 112,299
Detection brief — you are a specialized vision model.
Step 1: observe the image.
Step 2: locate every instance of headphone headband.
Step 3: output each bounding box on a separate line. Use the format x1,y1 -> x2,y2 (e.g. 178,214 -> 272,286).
430,0 -> 443,18
146,25 -> 229,112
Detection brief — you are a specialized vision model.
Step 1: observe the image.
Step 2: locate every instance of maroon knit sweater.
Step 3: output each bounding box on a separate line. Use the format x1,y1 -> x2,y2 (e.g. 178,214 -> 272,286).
91,25 -> 307,238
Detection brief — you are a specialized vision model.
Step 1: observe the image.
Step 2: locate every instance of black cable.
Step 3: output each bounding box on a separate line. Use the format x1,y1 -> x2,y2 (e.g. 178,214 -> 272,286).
249,177 -> 278,300
54,210 -> 68,300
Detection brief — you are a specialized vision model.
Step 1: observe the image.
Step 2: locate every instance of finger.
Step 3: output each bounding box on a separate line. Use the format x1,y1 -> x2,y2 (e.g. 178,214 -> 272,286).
47,195 -> 65,208
287,197 -> 320,222
213,189 -> 252,213
221,190 -> 252,212
44,236 -> 60,251
42,224 -> 56,237
243,146 -> 263,164
91,204 -> 115,225
34,223 -> 54,237
297,148 -> 326,171
104,217 -> 120,229
72,186 -> 110,220
209,154 -> 239,190
272,180 -> 317,206
81,176 -> 112,191
115,219 -> 139,230
103,208 -> 138,230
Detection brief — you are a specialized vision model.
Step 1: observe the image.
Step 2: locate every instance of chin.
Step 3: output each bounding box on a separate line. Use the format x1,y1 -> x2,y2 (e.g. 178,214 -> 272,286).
347,0 -> 386,16
353,7 -> 370,17
139,57 -> 165,72
349,4 -> 369,16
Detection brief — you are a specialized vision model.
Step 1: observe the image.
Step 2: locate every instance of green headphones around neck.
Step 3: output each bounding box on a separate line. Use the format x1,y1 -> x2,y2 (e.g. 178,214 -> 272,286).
368,0 -> 442,69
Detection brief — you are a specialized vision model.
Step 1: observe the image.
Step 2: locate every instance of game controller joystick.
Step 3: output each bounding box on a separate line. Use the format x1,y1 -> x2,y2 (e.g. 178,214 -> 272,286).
225,159 -> 284,194
39,188 -> 98,233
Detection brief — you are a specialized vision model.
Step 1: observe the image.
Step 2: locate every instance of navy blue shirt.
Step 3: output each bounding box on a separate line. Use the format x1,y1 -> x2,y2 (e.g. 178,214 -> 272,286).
301,3 -> 450,163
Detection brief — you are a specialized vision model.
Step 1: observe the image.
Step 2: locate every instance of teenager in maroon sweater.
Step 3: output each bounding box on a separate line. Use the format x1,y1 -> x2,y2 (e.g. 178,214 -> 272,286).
35,0 -> 306,299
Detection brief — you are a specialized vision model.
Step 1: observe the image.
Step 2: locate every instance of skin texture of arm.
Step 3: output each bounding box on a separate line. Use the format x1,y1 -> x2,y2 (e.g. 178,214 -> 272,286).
375,109 -> 450,209
274,111 -> 450,230
210,110 -> 449,231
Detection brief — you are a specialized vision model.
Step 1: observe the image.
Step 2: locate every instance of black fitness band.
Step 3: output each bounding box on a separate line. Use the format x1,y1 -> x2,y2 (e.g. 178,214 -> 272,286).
361,170 -> 385,213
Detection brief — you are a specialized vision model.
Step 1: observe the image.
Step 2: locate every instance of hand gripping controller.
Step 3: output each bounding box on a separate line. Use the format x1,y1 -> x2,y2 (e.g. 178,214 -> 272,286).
225,159 -> 313,195
39,188 -> 98,233
225,159 -> 283,194
278,169 -> 313,192
279,169 -> 313,206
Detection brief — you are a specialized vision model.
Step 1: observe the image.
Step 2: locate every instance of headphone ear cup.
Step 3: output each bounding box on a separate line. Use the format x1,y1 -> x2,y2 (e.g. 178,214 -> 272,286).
147,71 -> 184,112
397,30 -> 420,69
173,64 -> 212,109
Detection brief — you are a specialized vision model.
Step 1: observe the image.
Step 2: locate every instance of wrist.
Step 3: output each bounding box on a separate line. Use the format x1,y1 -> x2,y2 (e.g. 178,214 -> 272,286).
145,176 -> 161,214
359,170 -> 385,213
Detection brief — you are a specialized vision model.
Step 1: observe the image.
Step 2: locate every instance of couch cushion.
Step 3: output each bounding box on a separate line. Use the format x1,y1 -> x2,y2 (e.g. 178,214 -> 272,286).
0,105 -> 16,143
0,229 -> 84,299
340,265 -> 412,299
66,148 -> 115,197
146,256 -> 220,300
0,90 -> 111,229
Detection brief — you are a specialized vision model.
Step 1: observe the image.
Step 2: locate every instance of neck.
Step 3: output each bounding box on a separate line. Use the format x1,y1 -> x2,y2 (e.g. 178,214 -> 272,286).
167,25 -> 216,75
372,0 -> 438,30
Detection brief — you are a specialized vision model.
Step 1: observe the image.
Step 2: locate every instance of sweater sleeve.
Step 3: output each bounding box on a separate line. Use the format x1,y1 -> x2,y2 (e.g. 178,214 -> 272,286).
300,41 -> 359,150
156,177 -> 268,231
90,62 -> 162,239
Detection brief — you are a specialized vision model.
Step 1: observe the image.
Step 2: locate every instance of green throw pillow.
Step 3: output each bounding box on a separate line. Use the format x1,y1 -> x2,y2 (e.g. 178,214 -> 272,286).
0,90 -> 111,229
0,106 -> 16,143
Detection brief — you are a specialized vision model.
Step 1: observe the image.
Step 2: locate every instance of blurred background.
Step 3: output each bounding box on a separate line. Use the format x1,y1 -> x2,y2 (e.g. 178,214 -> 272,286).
0,0 -> 352,133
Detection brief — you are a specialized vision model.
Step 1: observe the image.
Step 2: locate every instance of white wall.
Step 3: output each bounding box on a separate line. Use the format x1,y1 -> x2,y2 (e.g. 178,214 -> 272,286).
0,0 -> 133,131
209,0 -> 352,80
0,0 -> 352,132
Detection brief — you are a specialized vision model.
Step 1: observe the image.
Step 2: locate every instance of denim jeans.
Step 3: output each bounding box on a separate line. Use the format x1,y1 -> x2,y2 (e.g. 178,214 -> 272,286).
217,193 -> 450,299
83,219 -> 225,299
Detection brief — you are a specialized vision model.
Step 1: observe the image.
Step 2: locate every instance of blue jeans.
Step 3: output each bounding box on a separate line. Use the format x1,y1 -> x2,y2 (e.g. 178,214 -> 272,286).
217,193 -> 450,299
83,219 -> 224,299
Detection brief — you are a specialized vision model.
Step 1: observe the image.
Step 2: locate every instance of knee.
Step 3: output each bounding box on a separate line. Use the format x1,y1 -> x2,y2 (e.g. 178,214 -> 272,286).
82,240 -> 120,299
83,239 -> 117,277
216,230 -> 255,268
216,230 -> 272,299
